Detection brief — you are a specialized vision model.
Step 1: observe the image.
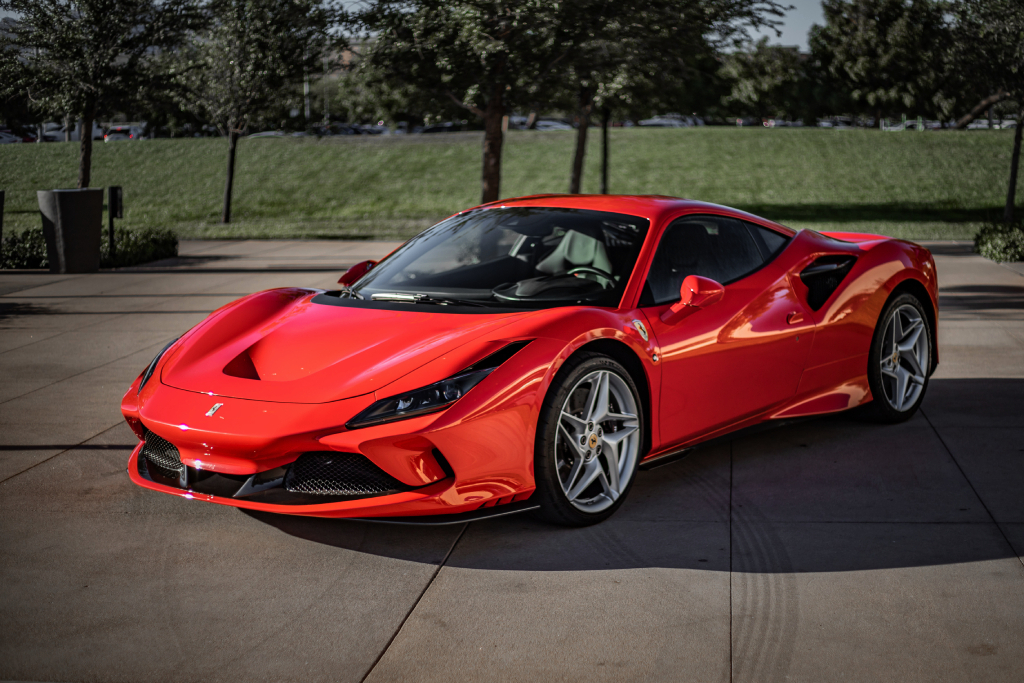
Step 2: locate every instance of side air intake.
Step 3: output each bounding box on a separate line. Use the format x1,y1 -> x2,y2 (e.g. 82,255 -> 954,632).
800,256 -> 856,311
141,430 -> 185,480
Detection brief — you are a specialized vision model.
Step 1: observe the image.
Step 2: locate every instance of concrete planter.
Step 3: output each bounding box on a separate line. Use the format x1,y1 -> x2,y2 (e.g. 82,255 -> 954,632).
37,189 -> 103,273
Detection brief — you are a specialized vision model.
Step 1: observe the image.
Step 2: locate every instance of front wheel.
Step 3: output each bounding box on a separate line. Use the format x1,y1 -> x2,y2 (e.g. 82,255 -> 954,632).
866,292 -> 933,423
534,354 -> 643,526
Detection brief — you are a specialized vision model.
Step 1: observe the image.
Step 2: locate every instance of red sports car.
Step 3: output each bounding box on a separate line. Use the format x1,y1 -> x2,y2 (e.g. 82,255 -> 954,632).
122,195 -> 938,526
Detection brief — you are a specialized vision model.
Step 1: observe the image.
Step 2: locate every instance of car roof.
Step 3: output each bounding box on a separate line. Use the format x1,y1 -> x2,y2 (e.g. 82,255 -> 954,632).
471,194 -> 796,236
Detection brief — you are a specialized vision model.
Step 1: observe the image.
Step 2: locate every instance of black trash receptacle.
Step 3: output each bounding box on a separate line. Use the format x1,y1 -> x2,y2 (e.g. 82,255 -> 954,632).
37,188 -> 103,273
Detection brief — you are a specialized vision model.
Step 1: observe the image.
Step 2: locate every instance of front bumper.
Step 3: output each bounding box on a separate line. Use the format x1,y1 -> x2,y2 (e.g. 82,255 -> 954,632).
128,442 -> 534,519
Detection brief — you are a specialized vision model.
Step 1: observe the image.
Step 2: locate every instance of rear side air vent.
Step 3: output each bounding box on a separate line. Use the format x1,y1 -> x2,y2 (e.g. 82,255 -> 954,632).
284,452 -> 408,496
800,256 -> 856,311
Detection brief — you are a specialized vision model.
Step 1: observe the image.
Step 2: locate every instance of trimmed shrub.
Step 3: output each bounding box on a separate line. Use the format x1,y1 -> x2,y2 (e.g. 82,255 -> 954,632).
1,226 -> 178,269
0,227 -> 48,269
975,221 -> 1024,263
100,226 -> 178,268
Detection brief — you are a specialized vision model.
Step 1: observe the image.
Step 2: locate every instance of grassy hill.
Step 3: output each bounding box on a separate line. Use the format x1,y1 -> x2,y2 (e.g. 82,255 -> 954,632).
1,127 -> 1019,240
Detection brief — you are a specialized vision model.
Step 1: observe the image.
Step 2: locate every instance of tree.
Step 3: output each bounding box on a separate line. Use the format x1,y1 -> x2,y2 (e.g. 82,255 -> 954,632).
952,0 -> 1024,222
170,0 -> 338,223
809,0 -> 951,126
352,1 -> 567,203
722,38 -> 805,121
554,0 -> 784,195
0,0 -> 203,188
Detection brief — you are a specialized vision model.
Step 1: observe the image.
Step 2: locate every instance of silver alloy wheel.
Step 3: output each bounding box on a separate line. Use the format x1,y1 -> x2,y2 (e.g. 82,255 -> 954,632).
554,369 -> 640,513
880,303 -> 929,412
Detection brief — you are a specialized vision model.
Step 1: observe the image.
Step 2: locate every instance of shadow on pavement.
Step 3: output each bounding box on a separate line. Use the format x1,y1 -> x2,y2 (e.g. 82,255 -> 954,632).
246,378 -> 1023,574
940,285 -> 1024,312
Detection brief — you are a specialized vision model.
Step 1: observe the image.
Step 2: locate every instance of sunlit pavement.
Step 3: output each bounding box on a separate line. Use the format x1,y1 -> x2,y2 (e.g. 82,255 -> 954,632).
1,239 -> 1022,683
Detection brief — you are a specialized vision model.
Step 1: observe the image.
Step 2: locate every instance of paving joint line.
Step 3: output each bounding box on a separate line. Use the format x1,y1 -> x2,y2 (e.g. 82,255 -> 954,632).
728,439 -> 734,683
0,421 -> 125,486
920,407 -> 1024,570
0,265 -> 264,370
360,522 -> 470,682
0,335 -> 169,405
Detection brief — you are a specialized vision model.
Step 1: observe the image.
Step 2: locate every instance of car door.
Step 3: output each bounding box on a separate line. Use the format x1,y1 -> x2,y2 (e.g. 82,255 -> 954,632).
639,215 -> 815,448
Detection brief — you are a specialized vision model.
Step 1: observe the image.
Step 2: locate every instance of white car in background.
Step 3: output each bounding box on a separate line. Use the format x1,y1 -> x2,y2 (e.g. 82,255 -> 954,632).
104,125 -> 145,142
534,120 -> 573,131
0,130 -> 22,144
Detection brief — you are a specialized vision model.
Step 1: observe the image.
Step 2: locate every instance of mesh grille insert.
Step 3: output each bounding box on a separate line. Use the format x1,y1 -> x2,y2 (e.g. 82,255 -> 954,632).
284,452 -> 405,496
142,430 -> 184,480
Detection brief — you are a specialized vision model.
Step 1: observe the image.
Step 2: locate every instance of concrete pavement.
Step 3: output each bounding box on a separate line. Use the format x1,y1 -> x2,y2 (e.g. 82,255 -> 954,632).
1,239 -> 1022,682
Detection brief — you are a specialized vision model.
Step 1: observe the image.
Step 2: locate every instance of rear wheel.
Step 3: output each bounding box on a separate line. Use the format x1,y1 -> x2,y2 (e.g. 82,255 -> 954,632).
866,292 -> 932,423
534,354 -> 643,526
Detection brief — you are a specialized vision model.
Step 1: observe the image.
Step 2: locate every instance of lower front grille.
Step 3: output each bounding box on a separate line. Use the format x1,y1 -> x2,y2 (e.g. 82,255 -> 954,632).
284,452 -> 406,496
142,430 -> 184,480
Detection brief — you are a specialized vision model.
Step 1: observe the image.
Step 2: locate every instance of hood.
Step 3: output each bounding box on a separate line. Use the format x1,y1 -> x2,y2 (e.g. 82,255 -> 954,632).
161,289 -> 527,404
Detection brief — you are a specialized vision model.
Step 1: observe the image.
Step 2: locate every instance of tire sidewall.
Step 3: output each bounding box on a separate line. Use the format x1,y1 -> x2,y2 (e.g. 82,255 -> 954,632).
867,292 -> 932,422
533,353 -> 643,526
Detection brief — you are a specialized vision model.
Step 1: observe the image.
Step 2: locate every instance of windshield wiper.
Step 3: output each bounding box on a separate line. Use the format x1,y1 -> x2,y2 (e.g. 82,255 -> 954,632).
370,292 -> 490,307
338,285 -> 363,299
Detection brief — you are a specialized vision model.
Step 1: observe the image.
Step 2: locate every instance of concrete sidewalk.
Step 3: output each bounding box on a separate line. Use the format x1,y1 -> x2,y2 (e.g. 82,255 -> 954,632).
1,239 -> 1022,683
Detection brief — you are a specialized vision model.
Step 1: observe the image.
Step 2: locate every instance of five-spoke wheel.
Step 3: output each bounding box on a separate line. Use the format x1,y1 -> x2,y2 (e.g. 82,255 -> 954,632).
867,292 -> 933,422
534,354 -> 643,525
555,369 -> 640,513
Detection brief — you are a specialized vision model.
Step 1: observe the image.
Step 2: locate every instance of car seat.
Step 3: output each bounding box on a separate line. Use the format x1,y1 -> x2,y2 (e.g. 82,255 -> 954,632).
536,230 -> 613,276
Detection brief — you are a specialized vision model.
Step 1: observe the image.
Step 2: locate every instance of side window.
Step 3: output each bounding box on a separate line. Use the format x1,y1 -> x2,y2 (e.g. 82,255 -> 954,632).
745,222 -> 791,259
643,215 -> 764,305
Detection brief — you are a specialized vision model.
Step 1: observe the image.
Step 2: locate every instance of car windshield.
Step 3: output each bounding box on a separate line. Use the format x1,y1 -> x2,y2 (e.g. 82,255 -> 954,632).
349,207 -> 650,308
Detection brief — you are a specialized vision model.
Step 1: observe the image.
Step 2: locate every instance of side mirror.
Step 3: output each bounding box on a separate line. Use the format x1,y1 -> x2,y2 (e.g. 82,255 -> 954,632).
338,260 -> 376,286
660,275 -> 725,325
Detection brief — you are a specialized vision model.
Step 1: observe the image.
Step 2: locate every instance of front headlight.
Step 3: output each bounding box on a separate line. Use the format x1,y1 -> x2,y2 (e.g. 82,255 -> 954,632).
345,340 -> 532,429
345,368 -> 495,429
138,338 -> 179,394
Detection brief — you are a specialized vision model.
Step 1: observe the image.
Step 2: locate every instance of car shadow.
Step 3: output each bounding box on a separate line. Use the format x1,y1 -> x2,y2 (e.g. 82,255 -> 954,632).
244,378 -> 1024,574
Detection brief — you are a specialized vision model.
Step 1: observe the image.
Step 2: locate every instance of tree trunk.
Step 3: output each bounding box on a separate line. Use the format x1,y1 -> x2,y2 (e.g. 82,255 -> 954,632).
1004,109 -> 1023,224
526,111 -> 538,130
222,129 -> 239,224
956,91 -> 1009,129
569,91 -> 592,194
78,107 -> 94,189
480,85 -> 505,204
600,107 -> 610,195
64,115 -> 71,142
875,108 -> 882,129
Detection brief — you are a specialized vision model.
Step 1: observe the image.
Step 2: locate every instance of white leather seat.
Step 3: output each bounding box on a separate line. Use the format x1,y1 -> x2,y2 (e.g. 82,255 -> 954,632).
536,230 -> 613,275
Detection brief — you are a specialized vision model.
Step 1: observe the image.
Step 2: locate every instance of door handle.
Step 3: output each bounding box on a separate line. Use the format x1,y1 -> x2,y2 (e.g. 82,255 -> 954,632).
787,312 -> 805,325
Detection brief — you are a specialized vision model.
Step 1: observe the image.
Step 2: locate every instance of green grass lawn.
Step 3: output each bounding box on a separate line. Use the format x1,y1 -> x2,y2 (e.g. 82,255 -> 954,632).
1,127 -> 1020,240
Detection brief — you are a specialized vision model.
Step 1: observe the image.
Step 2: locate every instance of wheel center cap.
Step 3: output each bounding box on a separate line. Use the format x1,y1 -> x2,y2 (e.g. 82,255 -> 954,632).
588,433 -> 599,449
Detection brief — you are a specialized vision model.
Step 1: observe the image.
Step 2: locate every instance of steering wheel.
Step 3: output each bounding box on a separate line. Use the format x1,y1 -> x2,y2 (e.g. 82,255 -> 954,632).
566,266 -> 615,288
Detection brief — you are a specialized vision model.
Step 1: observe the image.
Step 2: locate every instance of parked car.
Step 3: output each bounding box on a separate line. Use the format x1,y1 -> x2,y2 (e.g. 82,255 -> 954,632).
0,130 -> 23,144
123,195 -> 939,526
247,131 -> 286,139
533,119 -> 573,131
104,125 -> 145,142
639,114 -> 702,127
421,121 -> 468,134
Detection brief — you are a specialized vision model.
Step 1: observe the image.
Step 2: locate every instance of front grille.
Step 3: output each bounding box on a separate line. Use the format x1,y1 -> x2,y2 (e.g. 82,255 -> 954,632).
284,452 -> 405,496
142,430 -> 184,480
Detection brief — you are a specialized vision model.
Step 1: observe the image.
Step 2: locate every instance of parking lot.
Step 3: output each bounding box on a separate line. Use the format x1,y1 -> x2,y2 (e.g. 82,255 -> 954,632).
1,239 -> 1023,682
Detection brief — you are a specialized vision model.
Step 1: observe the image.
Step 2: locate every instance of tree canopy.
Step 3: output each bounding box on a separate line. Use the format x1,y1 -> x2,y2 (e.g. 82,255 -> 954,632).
0,0 -> 203,187
809,0 -> 952,124
168,0 -> 340,222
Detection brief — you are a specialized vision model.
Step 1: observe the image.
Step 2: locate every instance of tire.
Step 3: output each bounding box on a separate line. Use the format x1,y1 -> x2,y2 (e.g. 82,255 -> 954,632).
865,292 -> 933,423
534,353 -> 644,526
